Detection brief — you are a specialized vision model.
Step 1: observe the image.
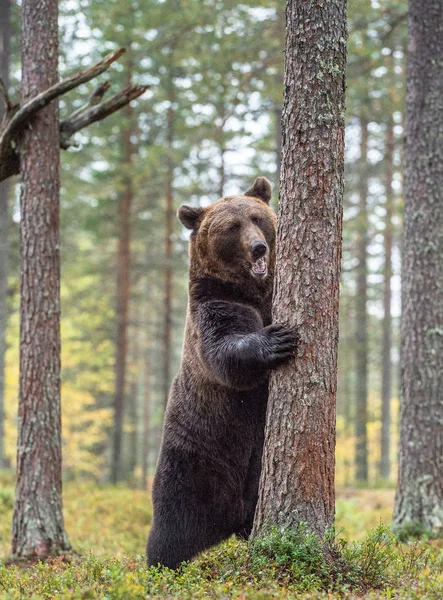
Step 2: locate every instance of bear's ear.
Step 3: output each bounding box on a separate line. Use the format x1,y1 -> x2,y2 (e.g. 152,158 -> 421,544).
244,177 -> 272,204
177,205 -> 205,231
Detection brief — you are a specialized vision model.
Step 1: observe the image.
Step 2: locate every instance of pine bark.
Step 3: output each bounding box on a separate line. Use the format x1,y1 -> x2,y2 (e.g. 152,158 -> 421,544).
253,0 -> 346,537
12,0 -> 70,557
111,93 -> 133,484
393,0 -> 443,534
0,0 -> 10,469
274,107 -> 282,188
354,118 -> 369,482
380,112 -> 394,480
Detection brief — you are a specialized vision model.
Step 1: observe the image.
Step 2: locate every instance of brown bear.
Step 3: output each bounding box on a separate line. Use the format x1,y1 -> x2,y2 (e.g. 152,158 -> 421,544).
147,177 -> 298,569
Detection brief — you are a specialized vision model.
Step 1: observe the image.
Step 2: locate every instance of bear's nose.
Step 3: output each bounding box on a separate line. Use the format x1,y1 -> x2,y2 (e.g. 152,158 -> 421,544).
251,241 -> 267,260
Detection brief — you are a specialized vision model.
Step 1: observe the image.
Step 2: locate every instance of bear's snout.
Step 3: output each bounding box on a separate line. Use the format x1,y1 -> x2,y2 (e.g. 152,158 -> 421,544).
251,241 -> 267,260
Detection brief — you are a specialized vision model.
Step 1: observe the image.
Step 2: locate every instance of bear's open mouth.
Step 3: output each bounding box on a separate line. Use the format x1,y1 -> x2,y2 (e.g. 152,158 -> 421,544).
251,257 -> 268,277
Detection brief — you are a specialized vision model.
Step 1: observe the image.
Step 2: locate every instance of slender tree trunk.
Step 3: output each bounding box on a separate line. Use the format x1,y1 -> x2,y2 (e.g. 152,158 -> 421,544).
127,380 -> 137,479
341,293 -> 353,437
380,111 -> 394,480
253,0 -> 346,537
0,0 -> 11,469
340,292 -> 353,486
163,66 -> 174,410
141,331 -> 150,491
137,274 -> 151,490
355,118 -> 369,483
218,144 -> 225,198
12,0 -> 70,557
393,0 -> 443,535
111,74 -> 133,484
218,101 -> 226,197
396,98 -> 405,421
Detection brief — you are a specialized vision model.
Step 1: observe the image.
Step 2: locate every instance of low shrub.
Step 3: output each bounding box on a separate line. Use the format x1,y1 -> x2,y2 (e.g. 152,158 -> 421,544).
249,523 -> 397,593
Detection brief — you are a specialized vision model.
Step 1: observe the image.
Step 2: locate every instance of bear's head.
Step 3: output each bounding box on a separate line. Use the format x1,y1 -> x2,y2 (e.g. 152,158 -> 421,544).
178,177 -> 276,288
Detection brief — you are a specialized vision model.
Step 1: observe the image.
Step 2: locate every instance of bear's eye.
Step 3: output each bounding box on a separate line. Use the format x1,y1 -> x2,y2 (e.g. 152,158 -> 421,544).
251,216 -> 262,226
229,223 -> 240,232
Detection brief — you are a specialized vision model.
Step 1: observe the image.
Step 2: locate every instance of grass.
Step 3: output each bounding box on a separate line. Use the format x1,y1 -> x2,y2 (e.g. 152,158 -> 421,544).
0,478 -> 442,599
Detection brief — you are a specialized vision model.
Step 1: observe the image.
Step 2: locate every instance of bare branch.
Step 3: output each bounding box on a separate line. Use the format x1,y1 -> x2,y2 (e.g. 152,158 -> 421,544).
0,83 -> 149,181
0,48 -> 125,158
60,84 -> 149,148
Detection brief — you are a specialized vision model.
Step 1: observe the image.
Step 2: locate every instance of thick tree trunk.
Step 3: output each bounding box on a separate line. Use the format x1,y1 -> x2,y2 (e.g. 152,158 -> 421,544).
393,0 -> 443,535
111,95 -> 133,484
253,0 -> 346,537
380,112 -> 394,480
354,118 -> 369,483
0,0 -> 11,469
12,0 -> 70,557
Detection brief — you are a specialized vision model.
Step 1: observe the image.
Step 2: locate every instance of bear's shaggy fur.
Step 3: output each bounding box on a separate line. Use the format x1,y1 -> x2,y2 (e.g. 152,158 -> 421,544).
147,177 -> 297,569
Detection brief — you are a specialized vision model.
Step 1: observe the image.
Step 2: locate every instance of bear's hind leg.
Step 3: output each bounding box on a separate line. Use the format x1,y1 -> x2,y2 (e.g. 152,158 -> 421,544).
147,516 -> 230,569
147,524 -> 199,569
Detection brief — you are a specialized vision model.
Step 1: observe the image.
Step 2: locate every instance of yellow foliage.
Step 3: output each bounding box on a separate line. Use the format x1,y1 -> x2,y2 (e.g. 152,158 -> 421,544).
4,295 -> 113,478
336,390 -> 400,487
61,386 -> 112,479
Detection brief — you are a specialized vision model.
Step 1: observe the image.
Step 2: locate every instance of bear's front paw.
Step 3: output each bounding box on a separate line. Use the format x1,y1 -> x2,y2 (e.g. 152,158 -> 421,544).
262,323 -> 299,367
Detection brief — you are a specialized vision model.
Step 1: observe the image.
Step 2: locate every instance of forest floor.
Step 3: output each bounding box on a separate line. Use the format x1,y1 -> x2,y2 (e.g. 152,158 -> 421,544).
0,479 -> 442,599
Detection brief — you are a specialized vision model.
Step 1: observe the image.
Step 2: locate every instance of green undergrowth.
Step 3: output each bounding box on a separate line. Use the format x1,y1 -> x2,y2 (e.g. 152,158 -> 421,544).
0,478 -> 442,599
250,523 -> 398,593
0,529 -> 442,599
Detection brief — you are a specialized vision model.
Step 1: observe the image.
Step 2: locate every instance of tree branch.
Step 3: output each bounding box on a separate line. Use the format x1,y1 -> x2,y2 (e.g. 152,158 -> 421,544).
0,47 -> 151,182
0,82 -> 150,181
0,48 -> 125,159
60,83 -> 149,149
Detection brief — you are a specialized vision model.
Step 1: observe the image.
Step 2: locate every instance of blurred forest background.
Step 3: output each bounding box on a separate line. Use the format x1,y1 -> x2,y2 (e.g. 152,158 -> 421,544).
0,0 -> 407,488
